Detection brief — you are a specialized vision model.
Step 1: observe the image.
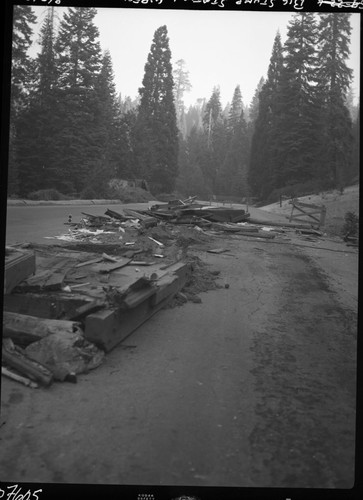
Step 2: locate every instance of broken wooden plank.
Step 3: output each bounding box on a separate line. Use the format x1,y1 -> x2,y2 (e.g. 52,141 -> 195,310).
107,272 -> 150,293
2,348 -> 53,387
93,257 -> 132,274
128,261 -> 157,266
104,208 -> 128,220
102,253 -> 119,262
84,262 -> 190,352
3,291 -> 95,320
4,249 -> 36,294
207,248 -> 229,254
233,231 -> 276,239
121,286 -> 156,309
2,311 -> 82,347
81,212 -> 111,222
14,268 -> 66,292
1,366 -> 39,389
247,218 -> 315,230
66,300 -> 105,321
297,228 -> 323,236
75,257 -> 104,268
148,236 -> 164,247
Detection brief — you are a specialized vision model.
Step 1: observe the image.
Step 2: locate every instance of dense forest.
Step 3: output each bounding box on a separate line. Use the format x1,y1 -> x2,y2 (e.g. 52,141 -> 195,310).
7,6 -> 360,203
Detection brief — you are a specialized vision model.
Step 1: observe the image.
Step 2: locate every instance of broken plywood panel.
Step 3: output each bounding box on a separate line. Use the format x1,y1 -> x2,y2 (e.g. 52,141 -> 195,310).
4,248 -> 36,294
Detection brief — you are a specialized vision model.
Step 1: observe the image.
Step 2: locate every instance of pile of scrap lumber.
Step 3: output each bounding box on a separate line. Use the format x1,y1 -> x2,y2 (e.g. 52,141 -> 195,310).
3,243 -> 191,388
149,197 -> 250,224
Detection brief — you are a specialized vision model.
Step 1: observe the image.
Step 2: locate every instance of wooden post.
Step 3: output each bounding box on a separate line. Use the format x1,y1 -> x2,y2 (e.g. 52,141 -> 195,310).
320,205 -> 326,227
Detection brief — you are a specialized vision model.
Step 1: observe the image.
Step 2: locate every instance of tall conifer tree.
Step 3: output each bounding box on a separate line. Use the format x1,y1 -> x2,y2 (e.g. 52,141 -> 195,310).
8,5 -> 36,195
16,7 -> 60,194
248,32 -> 284,198
273,13 -> 322,189
202,87 -> 228,192
135,25 -> 178,193
173,59 -> 192,137
317,13 -> 354,188
228,85 -> 243,132
52,7 -> 102,194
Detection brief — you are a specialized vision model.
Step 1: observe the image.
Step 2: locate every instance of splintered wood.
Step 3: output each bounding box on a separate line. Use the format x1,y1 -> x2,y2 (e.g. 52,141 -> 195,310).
3,245 -> 191,361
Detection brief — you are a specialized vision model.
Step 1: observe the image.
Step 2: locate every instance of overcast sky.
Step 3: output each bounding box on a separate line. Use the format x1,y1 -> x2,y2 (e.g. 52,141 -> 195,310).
33,6 -> 361,109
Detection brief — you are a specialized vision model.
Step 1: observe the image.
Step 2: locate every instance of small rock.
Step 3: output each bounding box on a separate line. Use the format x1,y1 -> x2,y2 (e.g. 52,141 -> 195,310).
225,283 -> 230,289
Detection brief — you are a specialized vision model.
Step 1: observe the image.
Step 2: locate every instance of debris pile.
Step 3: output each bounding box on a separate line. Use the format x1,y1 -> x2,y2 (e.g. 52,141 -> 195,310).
3,198 -> 333,389
149,197 -> 250,224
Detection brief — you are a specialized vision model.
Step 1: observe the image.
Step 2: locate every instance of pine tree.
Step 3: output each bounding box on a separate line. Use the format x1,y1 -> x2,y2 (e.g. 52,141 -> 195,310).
176,133 -> 208,197
184,99 -> 205,137
202,87 -> 228,192
86,49 -> 121,193
248,77 -> 265,125
317,13 -> 354,188
248,32 -> 284,199
203,86 -> 222,138
115,109 -> 138,179
173,59 -> 192,137
16,7 -> 60,195
228,85 -> 243,131
218,109 -> 250,197
51,7 -> 103,194
176,126 -> 212,197
8,5 -> 37,195
135,25 -> 178,193
273,13 -> 322,189
11,5 -> 37,113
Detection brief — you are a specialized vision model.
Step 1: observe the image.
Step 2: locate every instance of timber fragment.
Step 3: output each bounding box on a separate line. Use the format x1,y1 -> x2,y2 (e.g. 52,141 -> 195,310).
2,311 -> 82,347
93,257 -> 132,274
1,366 -> 39,389
4,248 -> 36,294
2,346 -> 53,386
25,331 -> 105,381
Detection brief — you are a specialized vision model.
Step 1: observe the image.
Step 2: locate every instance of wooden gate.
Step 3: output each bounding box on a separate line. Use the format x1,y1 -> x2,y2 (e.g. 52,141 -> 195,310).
289,199 -> 326,228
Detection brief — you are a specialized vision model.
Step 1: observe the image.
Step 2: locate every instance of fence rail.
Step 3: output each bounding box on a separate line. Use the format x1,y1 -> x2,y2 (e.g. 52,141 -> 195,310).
289,198 -> 326,228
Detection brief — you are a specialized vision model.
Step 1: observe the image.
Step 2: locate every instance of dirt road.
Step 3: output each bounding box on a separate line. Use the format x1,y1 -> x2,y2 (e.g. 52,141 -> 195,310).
1,224 -> 358,488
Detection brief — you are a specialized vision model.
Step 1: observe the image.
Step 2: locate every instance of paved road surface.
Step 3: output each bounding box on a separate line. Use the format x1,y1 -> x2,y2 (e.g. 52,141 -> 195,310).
1,204 -> 357,489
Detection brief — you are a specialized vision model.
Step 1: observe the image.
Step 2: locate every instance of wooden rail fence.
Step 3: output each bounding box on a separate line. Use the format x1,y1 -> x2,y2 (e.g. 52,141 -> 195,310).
289,199 -> 326,228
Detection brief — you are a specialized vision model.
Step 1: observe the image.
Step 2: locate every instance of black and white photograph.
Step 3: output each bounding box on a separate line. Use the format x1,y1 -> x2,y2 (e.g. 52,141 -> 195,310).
0,0 -> 361,497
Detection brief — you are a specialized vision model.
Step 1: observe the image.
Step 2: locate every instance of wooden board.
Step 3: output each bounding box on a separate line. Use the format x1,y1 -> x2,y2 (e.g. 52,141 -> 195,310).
3,292 -> 96,320
93,257 -> 132,273
2,348 -> 53,386
2,311 -> 82,347
4,249 -> 36,294
247,218 -> 315,230
13,270 -> 65,292
85,292 -> 173,352
84,262 -> 190,352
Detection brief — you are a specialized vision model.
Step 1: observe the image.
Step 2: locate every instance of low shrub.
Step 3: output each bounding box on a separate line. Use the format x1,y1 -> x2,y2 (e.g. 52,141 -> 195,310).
106,180 -> 156,203
27,189 -> 70,201
79,186 -> 99,200
342,211 -> 359,238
